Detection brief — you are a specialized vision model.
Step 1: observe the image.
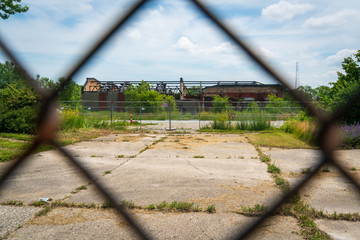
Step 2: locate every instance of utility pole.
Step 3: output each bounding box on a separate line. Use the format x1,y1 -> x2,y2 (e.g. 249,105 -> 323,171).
295,62 -> 299,89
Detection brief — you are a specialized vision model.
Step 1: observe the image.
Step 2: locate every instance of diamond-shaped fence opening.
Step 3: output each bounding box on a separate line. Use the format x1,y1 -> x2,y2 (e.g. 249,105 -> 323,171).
1,0 -> 360,239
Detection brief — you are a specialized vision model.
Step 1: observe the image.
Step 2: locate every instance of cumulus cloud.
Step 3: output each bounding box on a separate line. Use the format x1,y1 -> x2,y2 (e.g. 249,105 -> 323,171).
303,9 -> 360,29
261,1 -> 314,22
326,49 -> 357,65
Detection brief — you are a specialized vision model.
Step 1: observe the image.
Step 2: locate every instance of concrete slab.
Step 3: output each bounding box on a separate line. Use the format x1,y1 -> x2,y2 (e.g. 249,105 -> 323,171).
0,150 -> 88,203
0,134 -> 163,203
7,208 -> 302,240
0,206 -> 39,238
315,219 -> 360,240
263,148 -> 360,213
67,134 -> 282,212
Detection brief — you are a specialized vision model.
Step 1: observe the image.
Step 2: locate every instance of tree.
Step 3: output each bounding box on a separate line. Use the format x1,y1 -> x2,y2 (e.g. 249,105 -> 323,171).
57,77 -> 82,106
0,0 -> 28,20
0,61 -> 24,89
0,62 -> 39,133
212,95 -> 230,113
329,50 -> 360,123
125,80 -> 175,113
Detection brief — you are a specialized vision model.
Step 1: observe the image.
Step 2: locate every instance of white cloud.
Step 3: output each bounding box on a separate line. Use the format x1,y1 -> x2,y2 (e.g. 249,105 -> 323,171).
261,1 -> 314,22
326,49 -> 357,65
258,47 -> 277,59
174,36 -> 198,53
303,9 -> 360,29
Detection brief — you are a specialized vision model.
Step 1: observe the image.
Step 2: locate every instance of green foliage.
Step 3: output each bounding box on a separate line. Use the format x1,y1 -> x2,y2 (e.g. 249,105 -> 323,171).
0,66 -> 40,133
206,204 -> 216,213
57,78 -> 82,107
245,101 -> 260,113
241,204 -> 267,214
265,94 -> 294,114
212,95 -> 230,113
267,163 -> 281,174
328,50 -> 360,123
0,0 -> 28,20
235,119 -> 271,131
186,86 -> 200,96
125,80 -> 175,113
281,120 -> 316,145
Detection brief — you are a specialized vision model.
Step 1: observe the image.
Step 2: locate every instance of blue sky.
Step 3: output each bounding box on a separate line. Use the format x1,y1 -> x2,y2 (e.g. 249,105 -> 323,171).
0,0 -> 359,88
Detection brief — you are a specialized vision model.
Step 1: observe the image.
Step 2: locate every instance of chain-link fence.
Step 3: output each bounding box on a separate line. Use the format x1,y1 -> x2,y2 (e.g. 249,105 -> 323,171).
58,100 -> 304,130
1,0 -> 360,239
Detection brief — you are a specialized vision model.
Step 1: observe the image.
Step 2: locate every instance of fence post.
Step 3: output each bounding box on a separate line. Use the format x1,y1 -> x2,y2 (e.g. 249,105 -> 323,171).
168,100 -> 171,130
259,102 -> 262,121
110,102 -> 113,126
198,101 -> 201,130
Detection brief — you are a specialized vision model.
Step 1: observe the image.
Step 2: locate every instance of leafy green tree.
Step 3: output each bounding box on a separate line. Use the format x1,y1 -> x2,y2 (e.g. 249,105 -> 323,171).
0,0 -> 28,20
0,61 -> 24,89
314,85 -> 332,107
328,50 -> 360,123
57,77 -> 82,107
245,101 -> 260,113
212,95 -> 230,113
186,86 -> 200,96
125,80 -> 175,113
0,62 -> 40,133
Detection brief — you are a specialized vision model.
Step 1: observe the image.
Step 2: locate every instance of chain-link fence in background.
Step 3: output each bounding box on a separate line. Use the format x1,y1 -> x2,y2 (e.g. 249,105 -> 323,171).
1,0 -> 360,239
59,100 -> 304,130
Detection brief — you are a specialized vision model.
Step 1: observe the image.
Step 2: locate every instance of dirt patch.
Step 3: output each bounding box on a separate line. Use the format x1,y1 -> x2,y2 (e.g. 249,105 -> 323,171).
30,208 -> 116,225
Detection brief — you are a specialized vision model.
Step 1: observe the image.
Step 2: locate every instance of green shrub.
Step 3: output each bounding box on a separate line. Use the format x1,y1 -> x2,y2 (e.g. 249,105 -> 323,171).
235,119 -> 271,131
212,95 -> 231,113
281,120 -> 316,145
0,106 -> 38,133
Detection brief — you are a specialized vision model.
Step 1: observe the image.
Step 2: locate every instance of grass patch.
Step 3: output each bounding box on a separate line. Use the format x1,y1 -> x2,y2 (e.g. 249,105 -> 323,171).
193,155 -> 204,158
0,128 -> 122,162
76,185 -> 87,190
240,204 -> 267,216
121,200 -> 136,209
301,168 -> 312,174
267,163 -> 281,174
246,131 -> 313,149
1,200 -> 23,206
37,206 -> 51,216
206,204 -> 216,213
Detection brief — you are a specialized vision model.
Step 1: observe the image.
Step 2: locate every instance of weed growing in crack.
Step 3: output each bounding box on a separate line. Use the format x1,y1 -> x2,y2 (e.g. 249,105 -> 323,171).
77,185 -> 87,190
147,204 -> 155,210
117,155 -> 125,158
267,163 -> 280,174
1,200 -> 23,206
301,168 -> 312,174
37,206 -> 51,216
299,215 -> 328,240
169,201 -> 194,212
101,201 -> 112,209
241,204 -> 267,214
206,204 -> 216,213
121,200 -> 136,209
193,155 -> 204,158
103,170 -> 111,176
350,167 -> 356,171
156,201 -> 168,210
322,167 -> 330,172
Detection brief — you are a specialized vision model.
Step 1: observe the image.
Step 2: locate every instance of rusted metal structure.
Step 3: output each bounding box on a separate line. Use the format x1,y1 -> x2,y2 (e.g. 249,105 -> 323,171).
81,77 -> 284,111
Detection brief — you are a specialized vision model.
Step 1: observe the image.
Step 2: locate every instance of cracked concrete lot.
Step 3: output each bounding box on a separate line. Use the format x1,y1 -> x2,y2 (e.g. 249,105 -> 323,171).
1,132 -> 359,239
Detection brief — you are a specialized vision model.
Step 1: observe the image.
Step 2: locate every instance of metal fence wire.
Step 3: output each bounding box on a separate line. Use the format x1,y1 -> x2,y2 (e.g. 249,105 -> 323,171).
1,0 -> 360,239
